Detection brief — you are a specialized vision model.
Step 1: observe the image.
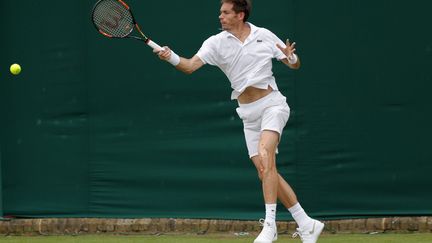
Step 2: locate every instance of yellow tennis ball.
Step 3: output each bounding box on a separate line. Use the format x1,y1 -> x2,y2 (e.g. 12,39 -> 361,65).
10,63 -> 22,75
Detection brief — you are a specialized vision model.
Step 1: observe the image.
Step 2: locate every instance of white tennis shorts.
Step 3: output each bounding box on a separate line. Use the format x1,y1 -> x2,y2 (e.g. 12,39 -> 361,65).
235,91 -> 290,158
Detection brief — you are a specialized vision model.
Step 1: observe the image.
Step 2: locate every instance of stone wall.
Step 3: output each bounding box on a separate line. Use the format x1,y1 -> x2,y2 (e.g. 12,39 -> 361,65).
0,217 -> 431,236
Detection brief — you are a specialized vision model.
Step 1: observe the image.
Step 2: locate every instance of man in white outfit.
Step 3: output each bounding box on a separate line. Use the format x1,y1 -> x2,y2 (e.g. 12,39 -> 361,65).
156,0 -> 324,242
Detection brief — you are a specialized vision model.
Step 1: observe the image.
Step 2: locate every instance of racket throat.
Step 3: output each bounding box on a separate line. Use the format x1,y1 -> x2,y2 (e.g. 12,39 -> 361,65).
135,24 -> 149,42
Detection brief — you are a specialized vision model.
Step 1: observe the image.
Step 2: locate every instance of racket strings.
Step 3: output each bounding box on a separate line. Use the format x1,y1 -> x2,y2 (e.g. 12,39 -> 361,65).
93,0 -> 134,38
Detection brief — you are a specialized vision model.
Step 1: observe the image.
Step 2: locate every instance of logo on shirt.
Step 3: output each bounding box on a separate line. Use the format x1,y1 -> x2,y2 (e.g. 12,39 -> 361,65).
257,40 -> 263,43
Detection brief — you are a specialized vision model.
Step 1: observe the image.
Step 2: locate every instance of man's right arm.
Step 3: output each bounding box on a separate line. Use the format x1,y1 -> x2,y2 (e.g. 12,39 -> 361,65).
157,47 -> 204,75
176,55 -> 205,74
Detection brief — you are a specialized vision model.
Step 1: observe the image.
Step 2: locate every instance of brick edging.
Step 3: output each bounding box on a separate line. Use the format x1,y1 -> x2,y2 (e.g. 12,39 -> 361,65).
0,217 -> 431,236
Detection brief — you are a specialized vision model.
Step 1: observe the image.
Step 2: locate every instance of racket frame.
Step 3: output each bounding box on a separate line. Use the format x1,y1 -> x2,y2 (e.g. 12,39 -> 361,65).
91,0 -> 162,50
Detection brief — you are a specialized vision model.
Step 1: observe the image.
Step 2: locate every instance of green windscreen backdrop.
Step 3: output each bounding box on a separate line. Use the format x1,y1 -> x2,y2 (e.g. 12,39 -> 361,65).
1,0 -> 431,219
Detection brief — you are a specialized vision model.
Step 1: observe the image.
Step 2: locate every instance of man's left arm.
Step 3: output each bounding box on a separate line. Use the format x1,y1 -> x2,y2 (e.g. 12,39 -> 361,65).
276,39 -> 301,70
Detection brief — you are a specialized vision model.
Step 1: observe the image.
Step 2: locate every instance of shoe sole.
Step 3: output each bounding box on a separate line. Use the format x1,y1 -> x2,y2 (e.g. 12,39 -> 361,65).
253,234 -> 277,243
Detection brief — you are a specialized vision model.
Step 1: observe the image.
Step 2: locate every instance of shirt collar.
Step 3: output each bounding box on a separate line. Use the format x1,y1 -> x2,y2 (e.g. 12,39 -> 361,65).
223,22 -> 259,39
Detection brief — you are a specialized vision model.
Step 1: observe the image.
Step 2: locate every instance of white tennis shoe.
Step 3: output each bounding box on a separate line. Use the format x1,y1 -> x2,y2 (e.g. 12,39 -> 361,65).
292,219 -> 324,243
254,219 -> 278,243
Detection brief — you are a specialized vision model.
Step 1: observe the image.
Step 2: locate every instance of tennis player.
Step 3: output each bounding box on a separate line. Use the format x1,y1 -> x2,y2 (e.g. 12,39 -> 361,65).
156,0 -> 324,242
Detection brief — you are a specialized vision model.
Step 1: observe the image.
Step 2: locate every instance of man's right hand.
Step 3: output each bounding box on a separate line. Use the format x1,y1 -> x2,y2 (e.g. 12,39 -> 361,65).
154,46 -> 172,62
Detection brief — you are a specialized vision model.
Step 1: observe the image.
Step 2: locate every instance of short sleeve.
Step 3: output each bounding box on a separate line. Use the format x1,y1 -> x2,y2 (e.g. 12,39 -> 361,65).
266,30 -> 288,60
196,36 -> 219,66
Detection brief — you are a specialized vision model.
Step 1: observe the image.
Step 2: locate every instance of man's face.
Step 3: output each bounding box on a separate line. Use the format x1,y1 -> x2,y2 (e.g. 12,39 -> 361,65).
219,3 -> 243,30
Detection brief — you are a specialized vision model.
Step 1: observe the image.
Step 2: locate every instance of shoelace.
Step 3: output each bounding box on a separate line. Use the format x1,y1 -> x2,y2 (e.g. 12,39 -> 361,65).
257,218 -> 277,241
292,228 -> 304,240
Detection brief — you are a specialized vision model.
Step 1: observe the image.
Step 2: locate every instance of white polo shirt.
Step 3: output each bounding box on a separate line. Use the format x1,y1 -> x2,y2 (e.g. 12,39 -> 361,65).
196,22 -> 288,100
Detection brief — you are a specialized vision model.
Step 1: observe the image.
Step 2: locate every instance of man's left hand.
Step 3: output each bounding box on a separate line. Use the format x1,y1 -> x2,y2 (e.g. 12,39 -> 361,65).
276,39 -> 296,58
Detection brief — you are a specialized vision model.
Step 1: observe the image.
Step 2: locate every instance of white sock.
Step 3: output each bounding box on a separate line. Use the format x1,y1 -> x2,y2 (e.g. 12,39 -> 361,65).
265,204 -> 277,223
288,203 -> 313,229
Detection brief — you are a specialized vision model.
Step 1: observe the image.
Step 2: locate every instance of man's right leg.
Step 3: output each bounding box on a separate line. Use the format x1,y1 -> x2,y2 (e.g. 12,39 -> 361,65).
251,156 -> 325,243
251,156 -> 298,208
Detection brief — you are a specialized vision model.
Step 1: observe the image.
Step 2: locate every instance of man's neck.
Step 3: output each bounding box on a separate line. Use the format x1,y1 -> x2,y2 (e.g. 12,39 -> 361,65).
229,22 -> 251,42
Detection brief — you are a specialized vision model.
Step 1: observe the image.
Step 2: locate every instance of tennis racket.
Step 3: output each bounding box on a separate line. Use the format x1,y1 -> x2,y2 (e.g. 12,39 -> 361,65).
91,0 -> 163,51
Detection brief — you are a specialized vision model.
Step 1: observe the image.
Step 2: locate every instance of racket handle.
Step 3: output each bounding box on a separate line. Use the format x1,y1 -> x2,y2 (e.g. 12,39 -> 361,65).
147,40 -> 163,51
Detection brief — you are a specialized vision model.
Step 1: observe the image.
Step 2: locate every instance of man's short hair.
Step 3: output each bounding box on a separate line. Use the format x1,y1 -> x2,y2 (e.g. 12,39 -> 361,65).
221,0 -> 252,22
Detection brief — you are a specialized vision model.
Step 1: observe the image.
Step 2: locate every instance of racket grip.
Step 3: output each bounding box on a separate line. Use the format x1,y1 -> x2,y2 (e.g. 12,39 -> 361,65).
147,40 -> 163,51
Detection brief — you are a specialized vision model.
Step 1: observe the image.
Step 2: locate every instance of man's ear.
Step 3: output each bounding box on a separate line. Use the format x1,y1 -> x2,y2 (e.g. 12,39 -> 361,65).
237,12 -> 245,22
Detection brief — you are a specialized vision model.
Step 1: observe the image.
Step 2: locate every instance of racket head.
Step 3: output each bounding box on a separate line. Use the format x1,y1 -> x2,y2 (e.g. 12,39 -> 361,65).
92,0 -> 136,38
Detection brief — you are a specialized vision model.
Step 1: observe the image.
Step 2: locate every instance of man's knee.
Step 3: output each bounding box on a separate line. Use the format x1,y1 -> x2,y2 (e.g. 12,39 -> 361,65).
258,146 -> 276,175
257,170 -> 263,181
251,157 -> 264,181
